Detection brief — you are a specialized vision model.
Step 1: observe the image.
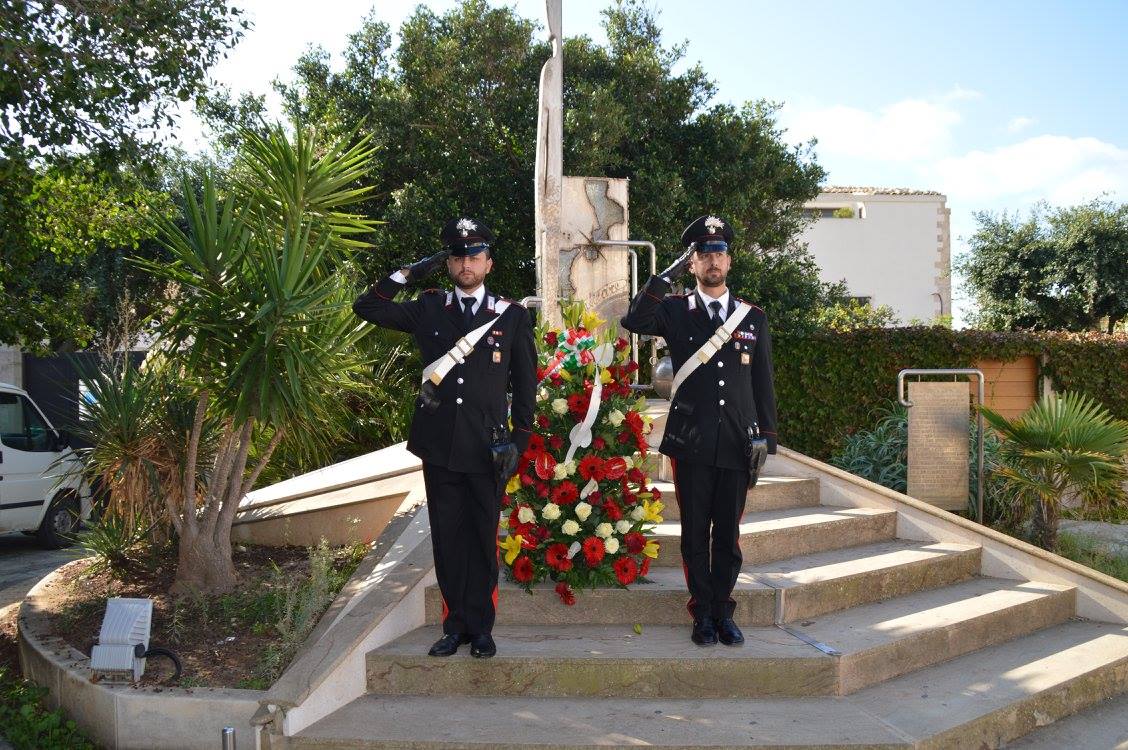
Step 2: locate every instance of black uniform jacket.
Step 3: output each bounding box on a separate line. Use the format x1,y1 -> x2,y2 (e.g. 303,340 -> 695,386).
353,276 -> 537,474
621,275 -> 778,469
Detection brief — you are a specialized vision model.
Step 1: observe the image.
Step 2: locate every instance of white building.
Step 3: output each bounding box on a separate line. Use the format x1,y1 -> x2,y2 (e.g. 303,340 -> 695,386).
797,187 -> 951,323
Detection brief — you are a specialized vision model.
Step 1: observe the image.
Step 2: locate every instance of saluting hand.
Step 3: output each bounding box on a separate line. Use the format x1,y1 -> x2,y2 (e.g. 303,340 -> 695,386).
403,249 -> 451,282
659,246 -> 695,282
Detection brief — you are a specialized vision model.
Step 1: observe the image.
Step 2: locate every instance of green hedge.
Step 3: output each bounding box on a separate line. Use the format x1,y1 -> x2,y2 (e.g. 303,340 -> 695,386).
774,328 -> 1128,460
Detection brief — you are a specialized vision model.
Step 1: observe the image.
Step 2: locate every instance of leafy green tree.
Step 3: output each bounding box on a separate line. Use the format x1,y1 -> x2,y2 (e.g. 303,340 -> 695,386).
205,0 -> 835,330
981,392 -> 1128,552
958,200 -> 1128,333
138,124 -> 377,593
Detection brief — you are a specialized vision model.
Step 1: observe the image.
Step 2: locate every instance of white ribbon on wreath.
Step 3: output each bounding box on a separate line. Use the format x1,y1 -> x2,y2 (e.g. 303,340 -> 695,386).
564,342 -> 616,464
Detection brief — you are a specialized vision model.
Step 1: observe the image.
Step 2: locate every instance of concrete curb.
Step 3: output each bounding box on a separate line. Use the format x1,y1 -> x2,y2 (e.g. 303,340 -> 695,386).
16,563 -> 264,750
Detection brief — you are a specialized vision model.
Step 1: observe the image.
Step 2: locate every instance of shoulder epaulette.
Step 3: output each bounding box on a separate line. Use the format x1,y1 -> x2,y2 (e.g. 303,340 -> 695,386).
735,296 -> 765,313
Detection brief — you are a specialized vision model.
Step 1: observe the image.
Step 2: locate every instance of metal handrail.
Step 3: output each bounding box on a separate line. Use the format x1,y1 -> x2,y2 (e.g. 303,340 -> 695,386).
593,239 -> 657,390
897,368 -> 986,524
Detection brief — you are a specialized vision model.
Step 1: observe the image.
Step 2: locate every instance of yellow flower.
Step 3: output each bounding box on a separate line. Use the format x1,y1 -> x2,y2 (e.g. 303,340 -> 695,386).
642,497 -> 664,524
600,369 -> 612,384
581,308 -> 605,331
642,539 -> 660,559
499,534 -> 524,566
558,368 -> 572,381
505,474 -> 522,495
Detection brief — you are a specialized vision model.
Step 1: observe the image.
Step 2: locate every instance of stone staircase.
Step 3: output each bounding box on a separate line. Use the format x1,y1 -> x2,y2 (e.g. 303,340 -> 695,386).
278,471 -> 1128,749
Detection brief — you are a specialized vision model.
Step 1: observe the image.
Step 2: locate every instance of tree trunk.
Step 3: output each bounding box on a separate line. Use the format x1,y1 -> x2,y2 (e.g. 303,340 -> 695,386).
1033,498 -> 1060,552
171,527 -> 238,594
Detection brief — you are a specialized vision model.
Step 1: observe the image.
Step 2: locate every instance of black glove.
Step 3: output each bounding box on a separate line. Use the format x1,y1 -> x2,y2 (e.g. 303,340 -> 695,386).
490,425 -> 519,494
747,423 -> 769,488
659,246 -> 695,282
404,249 -> 450,282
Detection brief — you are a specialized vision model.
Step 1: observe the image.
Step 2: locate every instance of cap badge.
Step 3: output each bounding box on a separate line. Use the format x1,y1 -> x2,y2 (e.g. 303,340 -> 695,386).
705,216 -> 724,233
456,218 -> 477,237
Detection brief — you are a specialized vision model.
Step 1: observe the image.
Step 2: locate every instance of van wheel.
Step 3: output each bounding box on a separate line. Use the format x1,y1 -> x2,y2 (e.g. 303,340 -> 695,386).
36,493 -> 80,549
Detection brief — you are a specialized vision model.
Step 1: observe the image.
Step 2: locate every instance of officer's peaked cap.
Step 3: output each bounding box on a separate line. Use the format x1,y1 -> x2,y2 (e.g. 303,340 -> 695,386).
681,214 -> 734,250
441,217 -> 495,256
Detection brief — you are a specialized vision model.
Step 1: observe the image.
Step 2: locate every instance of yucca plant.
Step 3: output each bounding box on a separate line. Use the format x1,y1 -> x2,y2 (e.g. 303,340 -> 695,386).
981,392 -> 1128,552
135,123 -> 378,594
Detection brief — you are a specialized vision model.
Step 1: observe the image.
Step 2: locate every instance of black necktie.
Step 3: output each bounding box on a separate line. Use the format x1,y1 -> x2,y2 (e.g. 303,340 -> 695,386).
709,300 -> 724,329
462,297 -> 476,330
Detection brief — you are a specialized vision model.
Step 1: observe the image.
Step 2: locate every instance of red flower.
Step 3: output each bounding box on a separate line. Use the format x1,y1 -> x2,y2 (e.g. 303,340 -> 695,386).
551,481 -> 579,505
587,490 -> 602,504
602,499 -> 623,522
624,531 -> 646,554
602,456 -> 627,480
622,490 -> 637,506
625,410 -> 644,434
520,473 -> 534,486
555,581 -> 576,605
527,433 -> 546,453
617,430 -> 634,445
577,454 -> 605,481
512,556 -> 534,583
548,434 -> 564,450
624,360 -> 640,374
544,331 -> 559,347
537,414 -> 550,429
582,536 -> 605,567
535,451 -> 557,480
627,468 -> 646,485
649,486 -> 662,501
545,543 -> 573,572
614,336 -> 629,351
501,494 -> 512,508
640,556 -> 652,577
567,392 -> 589,419
535,483 -> 550,498
613,556 -> 639,586
592,436 -> 607,450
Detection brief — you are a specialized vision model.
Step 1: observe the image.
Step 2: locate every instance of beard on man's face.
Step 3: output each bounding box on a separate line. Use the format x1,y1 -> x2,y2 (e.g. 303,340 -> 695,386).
695,264 -> 728,288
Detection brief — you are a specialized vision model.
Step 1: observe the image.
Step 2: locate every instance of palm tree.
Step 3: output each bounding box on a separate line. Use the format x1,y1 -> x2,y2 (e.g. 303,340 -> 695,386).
138,123 -> 378,593
981,392 -> 1128,552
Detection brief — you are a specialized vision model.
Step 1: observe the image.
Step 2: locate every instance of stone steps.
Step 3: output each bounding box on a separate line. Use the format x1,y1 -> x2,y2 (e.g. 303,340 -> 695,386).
655,476 -> 821,519
425,539 -> 981,627
289,621 -> 1128,749
651,506 -> 898,566
391,578 -> 1074,700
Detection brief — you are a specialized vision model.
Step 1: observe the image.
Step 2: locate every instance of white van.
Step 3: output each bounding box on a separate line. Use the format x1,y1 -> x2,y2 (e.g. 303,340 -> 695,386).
0,381 -> 91,547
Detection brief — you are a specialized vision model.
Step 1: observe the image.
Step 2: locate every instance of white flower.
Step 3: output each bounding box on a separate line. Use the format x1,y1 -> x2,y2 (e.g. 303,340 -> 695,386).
517,506 -> 535,524
564,460 -> 577,476
630,505 -> 646,522
537,388 -> 549,402
553,463 -> 568,480
541,503 -> 561,521
606,409 -> 625,427
561,519 -> 580,536
615,519 -> 633,534
595,522 -> 613,539
622,455 -> 634,470
574,502 -> 593,521
552,398 -> 569,415
604,537 -> 620,554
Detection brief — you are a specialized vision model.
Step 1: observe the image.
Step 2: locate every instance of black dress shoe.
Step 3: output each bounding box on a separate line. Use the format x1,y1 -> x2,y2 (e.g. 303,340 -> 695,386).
717,617 -> 744,646
469,633 -> 497,658
691,617 -> 718,646
428,633 -> 470,657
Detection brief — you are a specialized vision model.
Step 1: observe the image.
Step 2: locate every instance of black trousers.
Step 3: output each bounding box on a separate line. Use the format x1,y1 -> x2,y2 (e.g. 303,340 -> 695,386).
670,458 -> 750,620
422,462 -> 501,635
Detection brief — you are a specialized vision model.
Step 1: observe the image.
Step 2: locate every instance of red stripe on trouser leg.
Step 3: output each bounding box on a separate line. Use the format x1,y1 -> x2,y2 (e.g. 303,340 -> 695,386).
671,458 -> 694,620
492,536 -> 500,616
441,596 -> 450,623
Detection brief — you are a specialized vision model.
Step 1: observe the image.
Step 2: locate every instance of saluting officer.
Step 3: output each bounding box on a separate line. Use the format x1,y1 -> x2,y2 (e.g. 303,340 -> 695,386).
353,218 -> 536,659
621,215 -> 777,647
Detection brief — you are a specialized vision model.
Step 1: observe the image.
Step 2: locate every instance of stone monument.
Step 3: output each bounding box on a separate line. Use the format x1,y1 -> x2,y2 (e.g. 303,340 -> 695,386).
534,0 -> 632,330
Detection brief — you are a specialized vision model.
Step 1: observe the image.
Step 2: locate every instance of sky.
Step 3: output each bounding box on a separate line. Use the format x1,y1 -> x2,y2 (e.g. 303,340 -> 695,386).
172,0 -> 1128,326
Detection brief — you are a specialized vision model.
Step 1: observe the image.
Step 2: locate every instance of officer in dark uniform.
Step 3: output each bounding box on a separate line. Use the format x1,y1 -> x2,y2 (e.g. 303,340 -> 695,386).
353,218 -> 536,658
621,214 -> 777,647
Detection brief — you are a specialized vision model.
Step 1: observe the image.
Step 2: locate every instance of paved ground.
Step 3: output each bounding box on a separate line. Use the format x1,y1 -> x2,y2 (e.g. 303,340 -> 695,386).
0,533 -> 81,613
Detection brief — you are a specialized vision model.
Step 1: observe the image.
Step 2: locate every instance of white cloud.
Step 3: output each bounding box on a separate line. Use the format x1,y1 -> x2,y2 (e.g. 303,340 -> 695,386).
783,89 -> 979,163
1007,116 -> 1036,134
929,135 -> 1128,204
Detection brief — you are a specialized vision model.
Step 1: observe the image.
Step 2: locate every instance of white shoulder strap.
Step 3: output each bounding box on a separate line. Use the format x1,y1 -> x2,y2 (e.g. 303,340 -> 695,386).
669,301 -> 753,400
421,297 -> 511,385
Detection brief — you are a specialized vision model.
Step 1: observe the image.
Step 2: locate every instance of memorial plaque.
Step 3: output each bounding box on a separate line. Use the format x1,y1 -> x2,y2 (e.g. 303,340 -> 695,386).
907,381 -> 971,511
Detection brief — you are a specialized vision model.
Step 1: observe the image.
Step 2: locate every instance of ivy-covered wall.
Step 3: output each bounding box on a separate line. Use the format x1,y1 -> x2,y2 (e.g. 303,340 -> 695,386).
773,329 -> 1128,460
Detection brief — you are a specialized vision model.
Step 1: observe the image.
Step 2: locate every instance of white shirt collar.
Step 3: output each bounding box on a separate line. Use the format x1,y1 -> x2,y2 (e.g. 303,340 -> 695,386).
696,286 -> 730,318
454,284 -> 487,313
